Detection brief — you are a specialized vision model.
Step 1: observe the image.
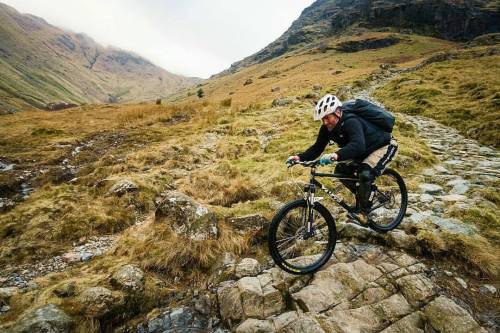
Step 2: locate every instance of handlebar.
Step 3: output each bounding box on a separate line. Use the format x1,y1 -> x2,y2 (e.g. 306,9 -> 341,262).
287,159 -> 320,168
287,159 -> 352,168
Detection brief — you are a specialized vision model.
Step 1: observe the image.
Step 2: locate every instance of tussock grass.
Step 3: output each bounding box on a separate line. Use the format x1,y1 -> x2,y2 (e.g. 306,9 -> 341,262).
178,165 -> 260,207
415,229 -> 499,277
115,222 -> 252,279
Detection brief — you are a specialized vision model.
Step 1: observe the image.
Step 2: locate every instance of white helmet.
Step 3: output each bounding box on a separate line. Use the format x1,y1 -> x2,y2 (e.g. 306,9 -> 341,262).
313,94 -> 342,121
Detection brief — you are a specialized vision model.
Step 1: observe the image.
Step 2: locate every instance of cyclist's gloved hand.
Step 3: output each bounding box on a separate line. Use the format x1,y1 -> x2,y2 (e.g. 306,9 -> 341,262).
319,153 -> 338,166
286,155 -> 300,165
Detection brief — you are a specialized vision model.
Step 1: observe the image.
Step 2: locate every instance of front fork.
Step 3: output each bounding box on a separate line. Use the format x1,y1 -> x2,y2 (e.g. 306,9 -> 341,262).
304,183 -> 316,237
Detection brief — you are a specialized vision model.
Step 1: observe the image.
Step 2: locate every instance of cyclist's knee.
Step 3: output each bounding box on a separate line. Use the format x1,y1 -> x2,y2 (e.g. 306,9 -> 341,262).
358,164 -> 375,182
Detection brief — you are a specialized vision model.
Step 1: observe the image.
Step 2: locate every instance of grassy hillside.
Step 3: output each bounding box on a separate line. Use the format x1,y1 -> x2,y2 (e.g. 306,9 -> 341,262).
172,32 -> 455,107
374,45 -> 500,148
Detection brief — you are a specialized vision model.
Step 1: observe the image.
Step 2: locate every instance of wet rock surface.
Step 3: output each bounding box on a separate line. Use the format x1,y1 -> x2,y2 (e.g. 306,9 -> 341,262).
136,305 -> 227,333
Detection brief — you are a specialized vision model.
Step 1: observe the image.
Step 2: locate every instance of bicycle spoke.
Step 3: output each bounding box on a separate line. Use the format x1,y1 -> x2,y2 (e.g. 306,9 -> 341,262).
277,237 -> 297,250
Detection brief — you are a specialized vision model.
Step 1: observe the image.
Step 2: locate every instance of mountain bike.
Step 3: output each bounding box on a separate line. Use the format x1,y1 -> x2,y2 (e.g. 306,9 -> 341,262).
268,160 -> 407,275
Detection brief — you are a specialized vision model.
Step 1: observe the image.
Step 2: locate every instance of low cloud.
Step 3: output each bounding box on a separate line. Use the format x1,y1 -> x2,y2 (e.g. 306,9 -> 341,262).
3,0 -> 314,78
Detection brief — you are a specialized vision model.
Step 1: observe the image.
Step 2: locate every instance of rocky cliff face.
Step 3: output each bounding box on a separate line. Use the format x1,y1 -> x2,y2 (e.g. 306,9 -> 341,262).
0,3 -> 201,113
218,0 -> 500,76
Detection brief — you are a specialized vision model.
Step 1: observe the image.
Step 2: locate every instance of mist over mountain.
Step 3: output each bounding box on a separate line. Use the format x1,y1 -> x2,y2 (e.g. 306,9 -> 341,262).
0,2 -> 201,113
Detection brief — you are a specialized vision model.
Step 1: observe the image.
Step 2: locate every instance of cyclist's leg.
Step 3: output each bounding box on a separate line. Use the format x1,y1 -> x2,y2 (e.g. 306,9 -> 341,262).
335,162 -> 357,195
360,138 -> 399,213
357,163 -> 375,214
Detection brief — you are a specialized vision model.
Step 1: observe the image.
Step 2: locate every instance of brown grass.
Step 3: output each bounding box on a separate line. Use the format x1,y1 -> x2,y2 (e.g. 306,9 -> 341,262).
115,222 -> 252,279
415,229 -> 500,277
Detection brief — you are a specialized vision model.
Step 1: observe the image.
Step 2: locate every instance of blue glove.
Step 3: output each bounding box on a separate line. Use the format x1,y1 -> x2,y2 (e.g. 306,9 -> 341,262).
286,155 -> 300,165
319,153 -> 337,166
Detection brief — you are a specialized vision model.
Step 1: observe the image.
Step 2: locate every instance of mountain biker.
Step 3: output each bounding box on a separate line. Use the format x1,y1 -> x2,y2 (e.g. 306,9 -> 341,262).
286,94 -> 398,224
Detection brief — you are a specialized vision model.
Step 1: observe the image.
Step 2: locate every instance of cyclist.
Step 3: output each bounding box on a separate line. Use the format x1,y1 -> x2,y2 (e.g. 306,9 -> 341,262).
287,94 -> 398,224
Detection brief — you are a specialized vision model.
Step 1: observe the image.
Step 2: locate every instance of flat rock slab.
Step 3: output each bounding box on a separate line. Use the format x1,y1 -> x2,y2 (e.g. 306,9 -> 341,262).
440,194 -> 467,202
418,184 -> 443,195
429,217 -> 477,236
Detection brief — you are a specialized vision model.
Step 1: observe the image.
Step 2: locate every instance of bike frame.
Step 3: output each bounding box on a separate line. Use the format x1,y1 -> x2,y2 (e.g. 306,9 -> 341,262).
296,162 -> 357,236
291,160 -> 392,235
305,164 -> 356,211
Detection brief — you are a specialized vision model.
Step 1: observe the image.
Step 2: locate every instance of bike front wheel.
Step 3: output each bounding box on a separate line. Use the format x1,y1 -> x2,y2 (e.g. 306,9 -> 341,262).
268,199 -> 337,275
368,168 -> 408,232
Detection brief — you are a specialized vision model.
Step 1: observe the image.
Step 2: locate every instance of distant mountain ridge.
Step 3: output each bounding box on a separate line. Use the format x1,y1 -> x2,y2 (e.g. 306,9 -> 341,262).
217,0 -> 500,76
0,2 -> 202,113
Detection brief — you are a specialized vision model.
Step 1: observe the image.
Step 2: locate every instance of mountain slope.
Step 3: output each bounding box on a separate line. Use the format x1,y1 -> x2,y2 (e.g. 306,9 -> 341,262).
0,2 -> 201,113
217,0 -> 500,76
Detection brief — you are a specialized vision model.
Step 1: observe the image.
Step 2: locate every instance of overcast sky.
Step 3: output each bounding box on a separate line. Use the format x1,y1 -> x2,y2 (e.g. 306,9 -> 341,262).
2,0 -> 315,78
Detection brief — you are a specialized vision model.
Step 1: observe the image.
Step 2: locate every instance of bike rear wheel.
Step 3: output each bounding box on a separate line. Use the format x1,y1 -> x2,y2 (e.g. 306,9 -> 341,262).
268,199 -> 336,275
368,168 -> 407,232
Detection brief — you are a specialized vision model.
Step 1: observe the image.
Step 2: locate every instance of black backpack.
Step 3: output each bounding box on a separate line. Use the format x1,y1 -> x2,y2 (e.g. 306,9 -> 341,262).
342,99 -> 395,133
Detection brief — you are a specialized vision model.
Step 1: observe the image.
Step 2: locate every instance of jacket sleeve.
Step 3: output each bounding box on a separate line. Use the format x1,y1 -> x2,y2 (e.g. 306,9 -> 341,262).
297,126 -> 329,161
335,118 -> 366,161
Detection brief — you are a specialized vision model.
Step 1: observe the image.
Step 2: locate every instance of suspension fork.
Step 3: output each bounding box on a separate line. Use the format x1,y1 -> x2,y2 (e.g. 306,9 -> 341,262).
304,169 -> 318,235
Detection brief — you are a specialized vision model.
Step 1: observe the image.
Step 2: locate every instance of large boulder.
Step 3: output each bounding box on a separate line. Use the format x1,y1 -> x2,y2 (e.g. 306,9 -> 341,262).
155,191 -> 218,240
5,304 -> 73,333
110,264 -> 145,292
217,274 -> 285,325
217,281 -> 245,326
78,286 -> 124,318
235,258 -> 262,278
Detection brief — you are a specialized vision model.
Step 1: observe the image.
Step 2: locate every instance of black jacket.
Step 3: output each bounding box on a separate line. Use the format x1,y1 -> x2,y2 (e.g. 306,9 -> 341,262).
297,113 -> 391,161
